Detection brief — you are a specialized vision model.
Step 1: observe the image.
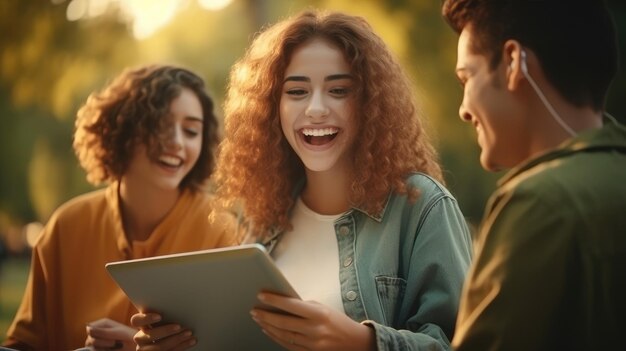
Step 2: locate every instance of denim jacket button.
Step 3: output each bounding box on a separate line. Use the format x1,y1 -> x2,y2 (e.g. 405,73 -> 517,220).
343,257 -> 353,267
338,226 -> 350,236
346,290 -> 358,301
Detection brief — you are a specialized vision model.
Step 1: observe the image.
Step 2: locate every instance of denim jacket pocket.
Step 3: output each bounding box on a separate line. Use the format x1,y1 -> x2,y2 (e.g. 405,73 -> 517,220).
374,275 -> 407,327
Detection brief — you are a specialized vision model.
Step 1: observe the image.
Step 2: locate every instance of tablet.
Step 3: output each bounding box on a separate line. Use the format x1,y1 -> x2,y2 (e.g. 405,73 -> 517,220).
105,243 -> 299,351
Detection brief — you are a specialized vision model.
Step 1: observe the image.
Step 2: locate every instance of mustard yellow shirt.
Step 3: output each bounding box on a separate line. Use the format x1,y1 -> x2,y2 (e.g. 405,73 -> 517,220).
5,183 -> 238,350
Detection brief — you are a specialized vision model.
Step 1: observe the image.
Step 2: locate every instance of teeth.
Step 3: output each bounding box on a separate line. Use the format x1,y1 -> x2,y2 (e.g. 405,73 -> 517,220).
302,127 -> 339,137
159,155 -> 182,167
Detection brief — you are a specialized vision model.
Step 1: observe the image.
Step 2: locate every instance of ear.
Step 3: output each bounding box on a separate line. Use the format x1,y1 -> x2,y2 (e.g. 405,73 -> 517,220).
503,40 -> 525,91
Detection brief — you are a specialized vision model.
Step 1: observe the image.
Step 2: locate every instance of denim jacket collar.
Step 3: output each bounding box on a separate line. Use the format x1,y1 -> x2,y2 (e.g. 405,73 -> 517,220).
291,177 -> 390,222
257,178 -> 390,253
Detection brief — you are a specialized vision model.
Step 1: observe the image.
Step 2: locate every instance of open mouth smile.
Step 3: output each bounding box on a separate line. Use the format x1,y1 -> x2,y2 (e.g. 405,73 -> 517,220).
301,127 -> 339,146
158,155 -> 183,168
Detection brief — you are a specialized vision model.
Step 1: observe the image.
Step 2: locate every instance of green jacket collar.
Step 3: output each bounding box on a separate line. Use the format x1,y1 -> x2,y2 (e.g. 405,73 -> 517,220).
498,116 -> 626,187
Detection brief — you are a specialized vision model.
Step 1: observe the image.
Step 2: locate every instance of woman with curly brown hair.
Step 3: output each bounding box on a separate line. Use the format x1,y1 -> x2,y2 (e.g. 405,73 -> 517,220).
3,65 -> 238,351
132,10 -> 472,351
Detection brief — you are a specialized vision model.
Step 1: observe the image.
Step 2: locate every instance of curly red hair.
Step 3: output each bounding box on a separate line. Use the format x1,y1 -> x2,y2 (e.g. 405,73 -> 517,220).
214,10 -> 442,234
73,64 -> 219,190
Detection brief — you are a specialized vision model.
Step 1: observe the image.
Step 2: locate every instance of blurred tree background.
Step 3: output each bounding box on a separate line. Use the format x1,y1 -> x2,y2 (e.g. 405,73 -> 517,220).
1,0 -> 625,339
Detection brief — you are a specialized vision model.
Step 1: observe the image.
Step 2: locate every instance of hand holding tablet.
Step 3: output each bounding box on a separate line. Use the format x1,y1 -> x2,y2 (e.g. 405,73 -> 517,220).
106,244 -> 299,351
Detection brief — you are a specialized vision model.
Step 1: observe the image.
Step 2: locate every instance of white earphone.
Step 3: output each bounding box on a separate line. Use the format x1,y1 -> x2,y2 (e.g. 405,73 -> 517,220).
516,48 -> 577,137
510,49 -> 528,74
520,49 -> 528,74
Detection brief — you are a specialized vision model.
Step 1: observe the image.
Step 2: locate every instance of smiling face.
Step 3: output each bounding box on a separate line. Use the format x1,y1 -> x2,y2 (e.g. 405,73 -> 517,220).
455,27 -> 531,171
279,38 -> 357,176
124,87 -> 204,191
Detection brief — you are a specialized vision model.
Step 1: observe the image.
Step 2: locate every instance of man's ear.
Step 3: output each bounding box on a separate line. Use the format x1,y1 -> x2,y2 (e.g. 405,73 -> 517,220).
503,40 -> 525,91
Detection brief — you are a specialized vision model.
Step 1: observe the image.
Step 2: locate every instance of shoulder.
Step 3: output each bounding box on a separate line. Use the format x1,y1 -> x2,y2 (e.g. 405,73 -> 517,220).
34,187 -> 109,247
381,173 -> 463,223
497,153 -> 605,209
184,189 -> 217,209
184,190 -> 241,243
179,190 -> 228,224
492,150 -> 626,232
49,187 -> 109,222
405,172 -> 458,204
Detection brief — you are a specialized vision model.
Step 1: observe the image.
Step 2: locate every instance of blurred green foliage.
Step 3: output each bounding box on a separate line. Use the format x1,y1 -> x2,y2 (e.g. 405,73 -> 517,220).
0,0 -> 624,243
0,257 -> 29,341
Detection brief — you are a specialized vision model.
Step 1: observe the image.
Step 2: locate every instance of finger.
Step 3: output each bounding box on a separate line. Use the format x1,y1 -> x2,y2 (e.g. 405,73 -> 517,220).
260,327 -> 308,351
89,338 -> 123,350
84,335 -> 95,346
87,331 -> 128,343
251,309 -> 307,334
135,330 -> 196,351
133,325 -> 189,345
257,293 -> 317,319
85,334 -> 118,349
87,318 -> 115,328
253,314 -> 314,350
131,313 -> 162,328
86,325 -> 132,340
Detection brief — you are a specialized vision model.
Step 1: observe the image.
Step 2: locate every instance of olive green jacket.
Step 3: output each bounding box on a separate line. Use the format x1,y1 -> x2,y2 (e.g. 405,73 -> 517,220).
453,118 -> 626,351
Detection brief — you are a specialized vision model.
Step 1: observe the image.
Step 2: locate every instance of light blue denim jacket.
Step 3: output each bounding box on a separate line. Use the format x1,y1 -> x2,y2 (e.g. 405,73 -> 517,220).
257,173 -> 472,350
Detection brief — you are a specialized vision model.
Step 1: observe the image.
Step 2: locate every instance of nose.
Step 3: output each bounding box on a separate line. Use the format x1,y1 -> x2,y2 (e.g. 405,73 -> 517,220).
164,125 -> 183,151
459,101 -> 472,123
305,90 -> 330,119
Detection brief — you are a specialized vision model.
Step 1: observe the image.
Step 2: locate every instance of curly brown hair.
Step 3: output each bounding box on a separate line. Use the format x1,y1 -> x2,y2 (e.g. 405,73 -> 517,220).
214,10 -> 442,234
73,64 -> 219,191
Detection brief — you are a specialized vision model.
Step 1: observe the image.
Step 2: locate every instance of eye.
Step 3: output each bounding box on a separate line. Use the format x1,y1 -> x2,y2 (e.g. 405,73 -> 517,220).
185,128 -> 200,137
455,71 -> 468,89
183,125 -> 201,137
329,87 -> 350,97
285,88 -> 308,96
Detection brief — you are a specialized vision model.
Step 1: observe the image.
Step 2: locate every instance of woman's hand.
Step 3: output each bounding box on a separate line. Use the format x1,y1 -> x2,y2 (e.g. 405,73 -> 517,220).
130,312 -> 196,351
85,318 -> 136,351
250,292 -> 376,351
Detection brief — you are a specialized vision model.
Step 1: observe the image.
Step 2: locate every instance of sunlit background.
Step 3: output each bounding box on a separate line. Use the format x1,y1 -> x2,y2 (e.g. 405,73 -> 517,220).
1,0 -> 625,339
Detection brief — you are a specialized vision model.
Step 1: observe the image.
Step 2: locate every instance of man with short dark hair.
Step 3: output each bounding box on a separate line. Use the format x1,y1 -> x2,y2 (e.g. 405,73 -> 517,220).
442,1 -> 626,350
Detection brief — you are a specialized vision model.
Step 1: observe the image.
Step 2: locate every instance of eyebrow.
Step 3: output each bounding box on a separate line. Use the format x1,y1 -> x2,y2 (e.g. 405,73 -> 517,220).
185,116 -> 204,123
283,73 -> 353,83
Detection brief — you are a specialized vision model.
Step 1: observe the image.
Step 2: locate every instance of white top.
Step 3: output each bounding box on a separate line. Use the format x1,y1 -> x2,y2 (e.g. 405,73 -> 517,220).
273,197 -> 346,313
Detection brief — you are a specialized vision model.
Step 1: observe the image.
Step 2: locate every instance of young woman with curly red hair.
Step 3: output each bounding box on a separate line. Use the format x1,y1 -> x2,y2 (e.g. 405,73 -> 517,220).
132,11 -> 472,351
3,65 -> 238,351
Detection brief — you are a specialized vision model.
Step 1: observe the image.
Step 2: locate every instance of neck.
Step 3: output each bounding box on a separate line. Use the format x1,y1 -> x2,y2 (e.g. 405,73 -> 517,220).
302,167 -> 351,215
118,178 -> 181,241
519,68 -> 603,158
528,102 -> 603,159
